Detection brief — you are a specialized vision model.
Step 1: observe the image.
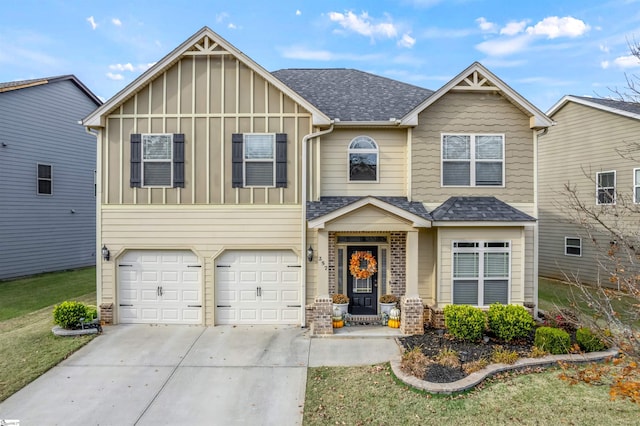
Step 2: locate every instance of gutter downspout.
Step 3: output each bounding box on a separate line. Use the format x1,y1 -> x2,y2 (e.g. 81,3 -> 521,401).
533,126 -> 550,319
85,126 -> 102,316
301,122 -> 335,327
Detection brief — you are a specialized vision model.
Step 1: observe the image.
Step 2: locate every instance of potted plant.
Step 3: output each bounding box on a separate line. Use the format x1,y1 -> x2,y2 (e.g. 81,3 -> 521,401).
332,293 -> 349,316
379,294 -> 398,315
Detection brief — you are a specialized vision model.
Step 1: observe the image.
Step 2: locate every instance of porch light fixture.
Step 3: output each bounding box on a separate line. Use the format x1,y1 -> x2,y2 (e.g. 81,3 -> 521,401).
101,245 -> 110,261
307,245 -> 314,262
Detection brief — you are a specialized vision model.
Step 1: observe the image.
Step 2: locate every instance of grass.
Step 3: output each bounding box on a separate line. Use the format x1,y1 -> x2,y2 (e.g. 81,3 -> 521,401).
0,270 -> 97,402
0,267 -> 96,321
303,364 -> 640,425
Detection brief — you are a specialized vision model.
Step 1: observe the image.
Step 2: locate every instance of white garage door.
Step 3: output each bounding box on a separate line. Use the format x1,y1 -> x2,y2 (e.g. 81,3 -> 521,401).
118,250 -> 202,324
215,250 -> 301,325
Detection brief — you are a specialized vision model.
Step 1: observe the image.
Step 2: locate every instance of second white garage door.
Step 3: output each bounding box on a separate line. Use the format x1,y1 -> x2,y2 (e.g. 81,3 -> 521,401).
215,250 -> 301,325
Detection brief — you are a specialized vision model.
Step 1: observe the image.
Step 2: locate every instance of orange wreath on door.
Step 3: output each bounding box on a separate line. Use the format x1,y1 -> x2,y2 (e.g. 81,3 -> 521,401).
349,251 -> 378,279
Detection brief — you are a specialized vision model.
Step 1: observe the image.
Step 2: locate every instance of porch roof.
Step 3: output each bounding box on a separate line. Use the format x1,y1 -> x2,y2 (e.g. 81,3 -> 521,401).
430,196 -> 536,222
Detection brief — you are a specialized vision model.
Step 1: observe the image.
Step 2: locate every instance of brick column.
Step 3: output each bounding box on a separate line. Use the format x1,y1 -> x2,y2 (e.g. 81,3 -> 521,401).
400,296 -> 424,335
310,295 -> 333,335
99,303 -> 113,324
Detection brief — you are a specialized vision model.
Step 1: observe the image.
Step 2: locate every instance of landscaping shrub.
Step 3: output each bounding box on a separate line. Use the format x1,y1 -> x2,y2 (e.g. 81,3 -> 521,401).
53,301 -> 91,329
462,358 -> 489,374
576,327 -> 607,352
487,303 -> 535,341
400,347 -> 429,378
443,305 -> 486,341
534,326 -> 571,355
435,347 -> 460,368
491,346 -> 519,364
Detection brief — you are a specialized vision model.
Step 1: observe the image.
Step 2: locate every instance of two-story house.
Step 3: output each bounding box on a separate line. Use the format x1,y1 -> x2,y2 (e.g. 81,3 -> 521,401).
539,95 -> 640,287
83,27 -> 551,334
0,75 -> 101,280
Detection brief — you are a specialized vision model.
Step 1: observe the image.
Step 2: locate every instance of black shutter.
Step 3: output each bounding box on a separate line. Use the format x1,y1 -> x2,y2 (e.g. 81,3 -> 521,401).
173,133 -> 185,188
232,133 -> 243,188
130,134 -> 142,188
275,133 -> 287,188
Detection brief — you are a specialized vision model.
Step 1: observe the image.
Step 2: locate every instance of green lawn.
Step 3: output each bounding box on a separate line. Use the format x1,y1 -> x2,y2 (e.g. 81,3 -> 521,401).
0,267 -> 96,321
0,269 -> 97,402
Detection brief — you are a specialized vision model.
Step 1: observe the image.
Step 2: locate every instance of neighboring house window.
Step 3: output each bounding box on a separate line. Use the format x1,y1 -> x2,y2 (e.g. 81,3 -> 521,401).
232,133 -> 287,188
565,237 -> 582,257
130,133 -> 184,188
37,164 -> 52,195
442,134 -> 504,186
348,136 -> 378,182
634,168 -> 640,203
596,170 -> 615,205
452,241 -> 510,306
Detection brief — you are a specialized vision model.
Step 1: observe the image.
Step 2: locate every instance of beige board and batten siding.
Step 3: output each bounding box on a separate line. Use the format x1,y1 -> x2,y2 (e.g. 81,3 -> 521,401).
101,206 -> 302,325
318,128 -> 407,198
539,101 -> 640,285
102,54 -> 313,206
412,92 -> 534,204
436,227 -> 526,307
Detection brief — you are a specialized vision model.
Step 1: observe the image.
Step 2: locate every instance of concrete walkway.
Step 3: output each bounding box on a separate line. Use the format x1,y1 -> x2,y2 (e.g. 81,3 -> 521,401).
0,324 -> 401,426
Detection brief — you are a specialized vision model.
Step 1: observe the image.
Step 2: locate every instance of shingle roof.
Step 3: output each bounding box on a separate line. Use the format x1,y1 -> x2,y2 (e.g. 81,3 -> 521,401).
307,196 -> 432,221
430,197 -> 536,222
272,69 -> 434,122
0,75 -> 102,105
571,95 -> 640,116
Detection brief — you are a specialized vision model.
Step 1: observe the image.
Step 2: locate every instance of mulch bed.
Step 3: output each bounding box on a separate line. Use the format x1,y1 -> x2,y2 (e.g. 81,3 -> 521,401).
398,327 -> 541,383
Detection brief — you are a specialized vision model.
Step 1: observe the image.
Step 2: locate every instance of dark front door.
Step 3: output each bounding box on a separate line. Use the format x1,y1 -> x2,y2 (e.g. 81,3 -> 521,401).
346,246 -> 378,315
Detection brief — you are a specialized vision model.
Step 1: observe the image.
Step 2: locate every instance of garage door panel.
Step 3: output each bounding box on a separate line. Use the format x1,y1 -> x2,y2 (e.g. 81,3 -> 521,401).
118,250 -> 202,324
216,250 -> 301,325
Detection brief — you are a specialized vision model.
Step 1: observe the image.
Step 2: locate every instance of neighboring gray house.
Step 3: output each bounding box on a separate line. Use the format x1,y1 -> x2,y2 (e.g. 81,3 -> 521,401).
0,75 -> 101,280
539,95 -> 640,286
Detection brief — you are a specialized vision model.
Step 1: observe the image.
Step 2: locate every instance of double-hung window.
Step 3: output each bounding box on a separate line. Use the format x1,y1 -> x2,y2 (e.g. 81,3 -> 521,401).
348,136 -> 378,182
596,170 -> 615,205
37,163 -> 52,195
634,168 -> 640,204
130,133 -> 184,188
452,241 -> 510,306
565,237 -> 582,256
232,133 -> 287,188
442,134 -> 504,186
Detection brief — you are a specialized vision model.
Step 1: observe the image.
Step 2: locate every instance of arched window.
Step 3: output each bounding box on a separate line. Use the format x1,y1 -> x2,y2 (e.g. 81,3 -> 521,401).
348,136 -> 378,182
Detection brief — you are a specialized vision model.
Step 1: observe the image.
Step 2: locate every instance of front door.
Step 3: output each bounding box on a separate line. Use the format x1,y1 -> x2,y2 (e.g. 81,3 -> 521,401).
346,246 -> 378,315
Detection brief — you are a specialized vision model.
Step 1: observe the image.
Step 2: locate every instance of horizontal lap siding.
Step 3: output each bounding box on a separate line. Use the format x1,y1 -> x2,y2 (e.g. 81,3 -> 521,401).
324,205 -> 415,232
101,206 -> 302,324
418,229 -> 436,304
539,103 -> 640,285
0,80 -> 98,279
319,128 -> 406,197
412,92 -> 534,204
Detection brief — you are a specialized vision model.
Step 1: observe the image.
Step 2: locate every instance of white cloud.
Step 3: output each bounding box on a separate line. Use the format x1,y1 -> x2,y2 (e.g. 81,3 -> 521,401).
328,11 -> 398,39
216,13 -> 229,23
87,16 -> 97,30
228,23 -> 237,29
476,34 -> 531,56
109,63 -> 154,72
599,44 -> 610,53
296,10 -> 302,16
526,16 -> 590,39
476,17 -> 498,33
112,18 -> 122,27
280,45 -> 382,61
601,60 -> 610,69
613,55 -> 640,68
106,72 -> 123,80
398,33 -> 416,48
500,20 -> 527,36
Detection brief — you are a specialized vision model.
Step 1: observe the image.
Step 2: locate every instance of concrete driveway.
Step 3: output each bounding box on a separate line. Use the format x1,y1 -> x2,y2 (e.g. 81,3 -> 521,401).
0,324 -> 401,426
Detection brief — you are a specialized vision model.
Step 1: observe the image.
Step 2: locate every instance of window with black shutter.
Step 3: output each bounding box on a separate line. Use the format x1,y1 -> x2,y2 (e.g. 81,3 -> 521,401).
130,133 -> 184,188
232,133 -> 287,188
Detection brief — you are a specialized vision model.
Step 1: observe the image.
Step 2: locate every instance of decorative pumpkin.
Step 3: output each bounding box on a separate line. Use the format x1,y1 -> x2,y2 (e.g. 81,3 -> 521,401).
349,251 -> 377,279
389,307 -> 401,320
388,319 -> 400,328
333,306 -> 344,318
332,319 -> 344,328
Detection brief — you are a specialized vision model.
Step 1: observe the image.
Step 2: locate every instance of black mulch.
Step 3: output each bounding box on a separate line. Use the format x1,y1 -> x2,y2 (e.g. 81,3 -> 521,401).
398,328 -> 539,383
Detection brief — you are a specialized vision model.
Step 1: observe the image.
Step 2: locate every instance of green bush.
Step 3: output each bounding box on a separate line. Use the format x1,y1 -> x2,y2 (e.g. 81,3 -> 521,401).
443,305 -> 486,341
53,301 -> 90,329
534,326 -> 571,355
487,303 -> 535,342
576,327 -> 607,352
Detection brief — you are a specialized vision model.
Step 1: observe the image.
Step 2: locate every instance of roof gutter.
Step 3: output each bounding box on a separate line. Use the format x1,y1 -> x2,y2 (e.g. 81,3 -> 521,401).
331,119 -> 404,127
301,122 -> 334,328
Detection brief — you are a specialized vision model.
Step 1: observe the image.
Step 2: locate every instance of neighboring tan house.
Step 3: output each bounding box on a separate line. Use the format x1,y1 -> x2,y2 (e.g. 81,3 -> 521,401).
0,75 -> 101,280
539,95 -> 640,286
83,27 -> 552,334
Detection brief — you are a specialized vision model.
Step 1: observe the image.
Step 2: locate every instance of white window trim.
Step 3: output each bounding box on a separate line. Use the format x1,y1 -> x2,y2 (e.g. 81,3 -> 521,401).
243,133 -> 276,188
634,168 -> 640,204
441,133 -> 505,187
564,237 -> 582,257
36,163 -> 53,196
596,170 -> 616,205
141,133 -> 173,188
347,135 -> 379,183
450,240 -> 511,306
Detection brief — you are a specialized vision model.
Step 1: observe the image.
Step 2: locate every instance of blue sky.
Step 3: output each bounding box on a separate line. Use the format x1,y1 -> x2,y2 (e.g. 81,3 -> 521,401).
1,0 -> 640,111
